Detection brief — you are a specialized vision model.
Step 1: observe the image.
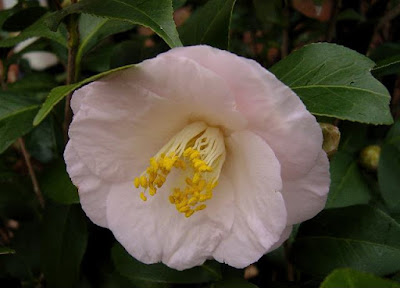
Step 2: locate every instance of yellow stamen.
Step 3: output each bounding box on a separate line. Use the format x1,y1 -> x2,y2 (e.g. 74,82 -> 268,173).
132,122 -> 226,218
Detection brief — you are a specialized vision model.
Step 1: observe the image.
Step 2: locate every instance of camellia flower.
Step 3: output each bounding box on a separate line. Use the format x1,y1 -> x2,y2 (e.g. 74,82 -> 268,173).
64,45 -> 330,270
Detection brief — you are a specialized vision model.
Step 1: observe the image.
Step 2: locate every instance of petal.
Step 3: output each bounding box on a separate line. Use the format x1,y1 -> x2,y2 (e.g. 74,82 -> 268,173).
166,46 -> 322,180
282,150 -> 330,225
64,142 -> 111,228
120,54 -> 246,132
69,55 -> 245,182
106,173 -> 234,270
70,81 -> 190,182
213,130 -> 287,268
268,225 -> 293,252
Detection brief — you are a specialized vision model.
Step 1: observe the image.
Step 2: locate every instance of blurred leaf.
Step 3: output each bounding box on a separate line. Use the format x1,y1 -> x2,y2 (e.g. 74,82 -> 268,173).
41,203 -> 88,288
179,0 -> 237,49
77,14 -> 134,67
46,0 -> 182,48
337,9 -> 365,22
112,243 -> 222,284
25,117 -> 60,163
270,43 -> 393,125
369,43 -> 400,62
0,247 -> 15,255
0,174 -> 36,219
41,159 -> 79,204
0,220 -> 41,280
326,151 -> 371,208
378,120 -> 400,213
7,73 -> 57,96
33,64 -> 135,126
372,54 -> 400,77
0,93 -> 39,154
2,6 -> 47,32
252,0 -> 283,25
293,205 -> 400,276
0,13 -> 67,48
320,268 -> 400,288
215,278 -> 259,288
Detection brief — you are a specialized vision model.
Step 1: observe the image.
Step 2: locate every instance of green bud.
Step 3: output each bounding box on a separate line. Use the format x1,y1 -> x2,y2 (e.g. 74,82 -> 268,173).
320,123 -> 341,157
360,145 -> 381,171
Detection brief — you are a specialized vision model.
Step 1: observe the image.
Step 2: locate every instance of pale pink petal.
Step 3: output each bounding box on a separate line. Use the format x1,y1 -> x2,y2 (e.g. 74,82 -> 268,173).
68,56 -> 245,182
282,150 -> 330,225
64,142 -> 111,228
106,173 -> 234,271
166,46 -> 322,180
213,131 -> 287,268
268,226 -> 293,252
120,54 -> 246,132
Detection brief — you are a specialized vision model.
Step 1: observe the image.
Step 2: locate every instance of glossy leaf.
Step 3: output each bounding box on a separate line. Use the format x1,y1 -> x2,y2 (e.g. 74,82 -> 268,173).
0,93 -> 39,154
112,243 -> 222,284
179,0 -> 236,49
41,160 -> 79,204
33,64 -> 135,126
46,0 -> 182,48
293,205 -> 400,276
321,268 -> 400,288
41,203 -> 88,288
270,43 -> 393,125
326,151 -> 371,208
378,120 -> 400,212
77,14 -> 134,67
372,54 -> 400,76
0,13 -> 67,47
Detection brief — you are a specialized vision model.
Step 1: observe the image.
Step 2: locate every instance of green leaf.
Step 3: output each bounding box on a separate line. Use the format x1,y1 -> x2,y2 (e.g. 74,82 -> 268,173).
77,14 -> 134,67
321,268 -> 400,288
112,243 -> 222,284
372,54 -> 400,77
326,151 -> 371,208
293,205 -> 400,276
46,0 -> 182,48
270,43 -> 393,125
0,93 -> 39,154
378,120 -> 400,213
33,64 -> 135,126
0,13 -> 67,47
179,0 -> 237,49
2,6 -> 47,32
41,159 -> 79,204
41,203 -> 88,288
215,278 -> 259,288
0,247 -> 15,255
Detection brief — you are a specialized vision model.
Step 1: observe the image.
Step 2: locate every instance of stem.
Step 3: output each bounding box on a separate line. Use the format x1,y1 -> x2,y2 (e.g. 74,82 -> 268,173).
18,138 -> 45,209
63,6 -> 80,143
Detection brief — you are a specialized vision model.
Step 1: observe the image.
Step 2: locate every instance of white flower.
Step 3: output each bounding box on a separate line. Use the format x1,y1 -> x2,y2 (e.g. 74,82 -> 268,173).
64,45 -> 330,271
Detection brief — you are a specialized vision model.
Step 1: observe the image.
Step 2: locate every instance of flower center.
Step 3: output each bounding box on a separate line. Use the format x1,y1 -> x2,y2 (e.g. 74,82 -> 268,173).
134,122 -> 226,218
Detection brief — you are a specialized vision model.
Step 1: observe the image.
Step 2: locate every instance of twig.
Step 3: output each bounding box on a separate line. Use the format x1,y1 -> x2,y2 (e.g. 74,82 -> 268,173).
63,0 -> 80,143
18,138 -> 45,208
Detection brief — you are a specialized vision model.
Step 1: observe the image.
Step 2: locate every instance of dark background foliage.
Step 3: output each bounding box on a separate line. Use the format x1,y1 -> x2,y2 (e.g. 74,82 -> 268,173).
0,0 -> 399,287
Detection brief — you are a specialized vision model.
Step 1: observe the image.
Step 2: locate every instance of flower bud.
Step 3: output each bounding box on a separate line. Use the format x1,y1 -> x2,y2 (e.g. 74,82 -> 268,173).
360,145 -> 381,171
320,123 -> 341,157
